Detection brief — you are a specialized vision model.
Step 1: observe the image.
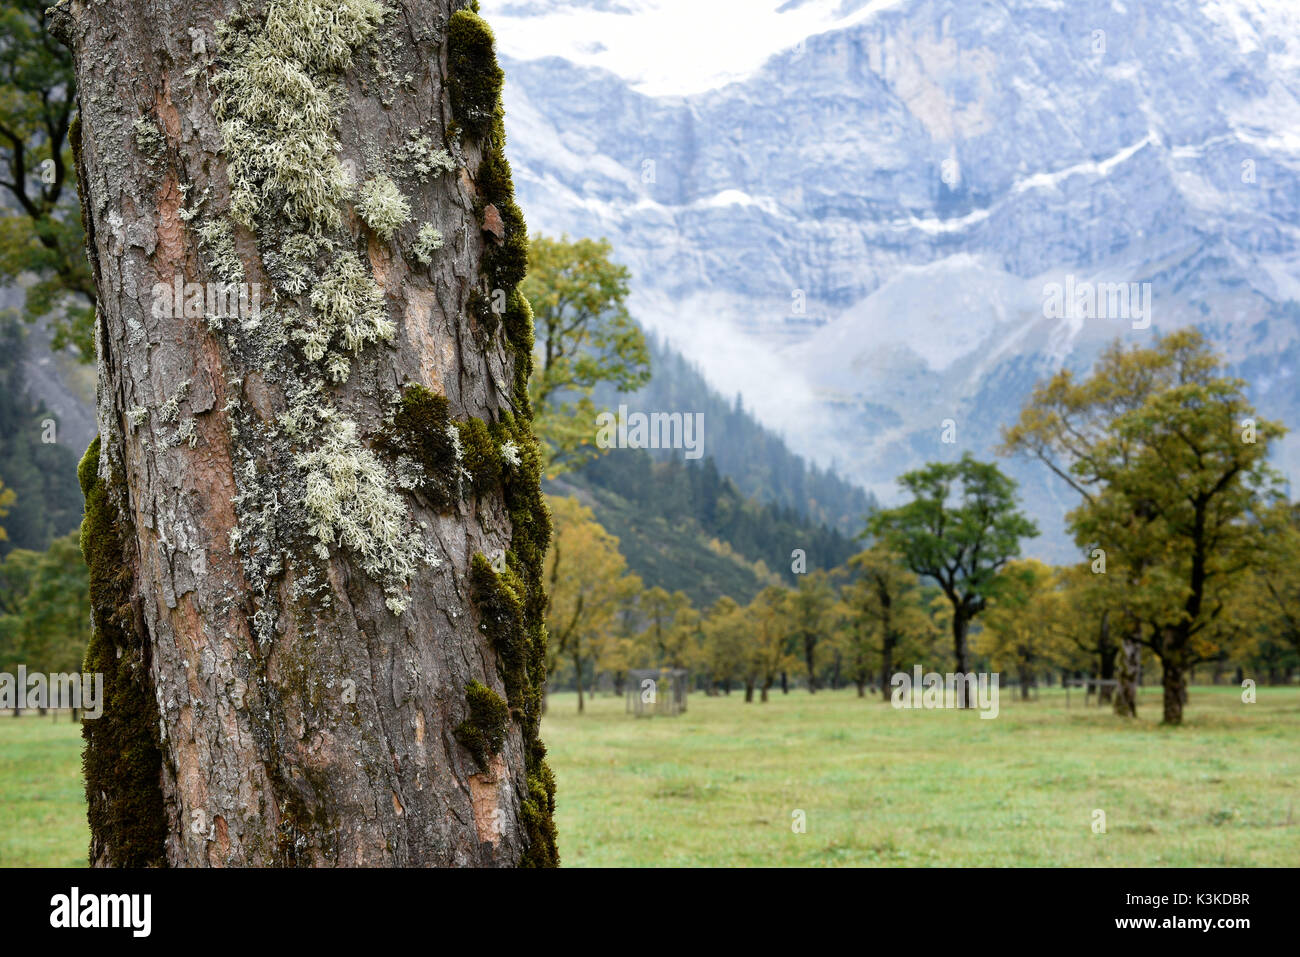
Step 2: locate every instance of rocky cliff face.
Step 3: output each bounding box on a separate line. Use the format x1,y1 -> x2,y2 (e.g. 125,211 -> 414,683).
484,0 -> 1300,556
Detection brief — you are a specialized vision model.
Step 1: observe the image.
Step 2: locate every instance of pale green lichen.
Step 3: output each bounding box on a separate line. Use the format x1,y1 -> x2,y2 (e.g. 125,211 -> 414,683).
133,117 -> 166,162
354,173 -> 410,240
299,251 -> 393,377
500,439 -> 521,468
213,0 -> 387,235
173,418 -> 198,449
394,132 -> 457,184
158,380 -> 191,425
285,398 -> 439,614
410,223 -> 443,265
204,0 -> 474,628
195,219 -> 245,283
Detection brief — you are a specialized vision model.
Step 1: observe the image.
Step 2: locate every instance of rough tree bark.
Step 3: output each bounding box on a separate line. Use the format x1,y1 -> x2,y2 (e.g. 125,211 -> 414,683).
1113,629 -> 1140,718
52,0 -> 556,866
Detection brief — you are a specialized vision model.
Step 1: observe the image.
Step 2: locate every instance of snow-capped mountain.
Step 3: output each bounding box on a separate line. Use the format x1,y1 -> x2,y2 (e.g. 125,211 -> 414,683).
481,0 -> 1300,557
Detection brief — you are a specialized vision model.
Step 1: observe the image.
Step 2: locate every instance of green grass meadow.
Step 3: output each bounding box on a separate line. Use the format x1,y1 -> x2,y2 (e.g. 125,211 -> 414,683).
0,711 -> 89,867
2,685 -> 1297,866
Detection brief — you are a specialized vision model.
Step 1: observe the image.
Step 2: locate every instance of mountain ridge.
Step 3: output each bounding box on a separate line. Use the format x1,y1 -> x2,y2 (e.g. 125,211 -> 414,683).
484,0 -> 1300,559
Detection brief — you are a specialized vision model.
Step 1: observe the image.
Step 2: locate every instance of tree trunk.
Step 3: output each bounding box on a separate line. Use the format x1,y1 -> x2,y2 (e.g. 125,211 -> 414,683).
880,638 -> 893,704
804,638 -> 817,693
1161,654 -> 1186,726
574,653 -> 584,714
1097,609 -> 1115,704
1114,630 -> 1139,718
952,608 -> 971,708
57,0 -> 556,866
854,678 -> 865,698
744,680 -> 753,703
780,671 -> 788,694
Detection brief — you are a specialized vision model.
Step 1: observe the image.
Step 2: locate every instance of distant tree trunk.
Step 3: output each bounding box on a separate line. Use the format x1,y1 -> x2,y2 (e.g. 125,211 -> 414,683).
1161,653 -> 1186,726
744,680 -> 754,703
1018,665 -> 1032,701
56,0 -> 556,866
952,607 -> 972,708
880,638 -> 894,704
1107,629 -> 1138,717
780,671 -> 788,695
574,653 -> 584,714
1097,609 -> 1116,703
854,677 -> 865,698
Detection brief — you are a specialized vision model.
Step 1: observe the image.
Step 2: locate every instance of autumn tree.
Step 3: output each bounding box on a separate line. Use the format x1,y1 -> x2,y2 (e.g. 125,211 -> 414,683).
701,595 -> 747,694
746,585 -> 796,702
1004,330 -> 1284,724
55,0 -> 556,865
843,543 -> 931,699
544,495 -> 641,712
520,234 -> 650,476
975,559 -> 1067,699
1001,336 -> 1178,716
596,602 -> 642,696
785,569 -> 835,692
868,454 -> 1038,706
1051,563 -> 1121,702
637,585 -> 696,669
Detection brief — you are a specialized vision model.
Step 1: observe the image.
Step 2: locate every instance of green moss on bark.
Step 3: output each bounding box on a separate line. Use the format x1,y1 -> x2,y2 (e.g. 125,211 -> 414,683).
78,436 -> 168,867
375,385 -> 461,509
454,417 -> 506,498
448,2 -> 557,865
453,679 -> 508,770
468,552 -> 528,706
446,9 -> 503,139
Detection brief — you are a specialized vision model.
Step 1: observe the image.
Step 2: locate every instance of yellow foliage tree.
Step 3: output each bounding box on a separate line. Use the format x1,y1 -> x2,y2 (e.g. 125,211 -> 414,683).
544,495 -> 641,712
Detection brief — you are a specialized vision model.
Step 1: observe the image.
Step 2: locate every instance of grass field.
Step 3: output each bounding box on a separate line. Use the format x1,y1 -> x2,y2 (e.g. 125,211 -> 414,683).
2,685 -> 1298,866
0,711 -> 89,867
